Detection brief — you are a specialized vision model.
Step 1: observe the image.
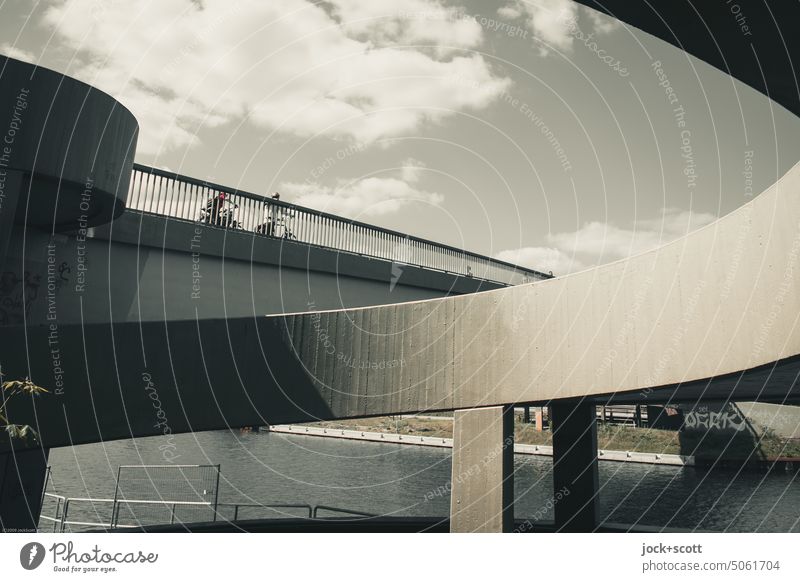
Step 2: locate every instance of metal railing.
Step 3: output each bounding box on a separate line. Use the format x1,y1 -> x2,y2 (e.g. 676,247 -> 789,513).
224,503 -> 313,522
312,505 -> 377,519
126,164 -> 552,286
39,493 -> 376,531
39,494 -> 131,532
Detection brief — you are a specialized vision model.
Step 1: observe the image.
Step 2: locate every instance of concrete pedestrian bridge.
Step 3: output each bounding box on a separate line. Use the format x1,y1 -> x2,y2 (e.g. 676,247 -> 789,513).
2,0 -> 800,533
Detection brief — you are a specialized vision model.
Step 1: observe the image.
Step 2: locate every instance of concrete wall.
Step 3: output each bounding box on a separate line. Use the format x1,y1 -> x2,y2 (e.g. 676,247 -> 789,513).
736,402 -> 800,439
1,211 -> 505,326
0,56 -> 138,231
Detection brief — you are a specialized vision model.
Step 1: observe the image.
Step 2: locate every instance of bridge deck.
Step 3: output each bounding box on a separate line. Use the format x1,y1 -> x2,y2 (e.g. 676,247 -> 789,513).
126,164 -> 551,287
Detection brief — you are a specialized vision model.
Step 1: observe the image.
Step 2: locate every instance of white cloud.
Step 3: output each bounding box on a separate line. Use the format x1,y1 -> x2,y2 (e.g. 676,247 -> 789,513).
497,5 -> 522,20
281,159 -> 443,218
584,8 -> 622,35
522,0 -> 577,53
1,43 -> 36,62
498,0 -> 619,55
400,157 -> 426,181
329,0 -> 482,55
496,246 -> 582,275
497,208 -> 717,275
548,208 -> 717,260
39,0 -> 508,155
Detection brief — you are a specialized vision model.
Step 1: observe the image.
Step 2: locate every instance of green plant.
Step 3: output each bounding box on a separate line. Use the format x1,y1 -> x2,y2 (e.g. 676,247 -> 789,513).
1,378 -> 48,441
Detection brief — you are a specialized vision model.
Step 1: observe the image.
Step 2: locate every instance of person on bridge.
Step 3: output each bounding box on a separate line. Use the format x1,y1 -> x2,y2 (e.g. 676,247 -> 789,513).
205,191 -> 227,225
256,193 -> 283,236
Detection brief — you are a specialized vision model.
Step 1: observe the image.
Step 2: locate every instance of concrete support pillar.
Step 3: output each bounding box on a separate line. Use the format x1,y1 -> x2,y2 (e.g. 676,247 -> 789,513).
0,445 -> 49,532
450,405 -> 514,532
551,399 -> 599,532
523,406 -> 530,424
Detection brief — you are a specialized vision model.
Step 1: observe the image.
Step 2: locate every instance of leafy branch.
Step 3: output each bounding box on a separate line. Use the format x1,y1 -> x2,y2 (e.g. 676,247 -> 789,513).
1,378 -> 48,441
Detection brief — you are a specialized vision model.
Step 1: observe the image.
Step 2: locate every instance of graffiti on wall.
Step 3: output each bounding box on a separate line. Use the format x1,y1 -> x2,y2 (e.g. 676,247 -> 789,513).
0,263 -> 69,325
682,403 -> 747,432
0,270 -> 41,325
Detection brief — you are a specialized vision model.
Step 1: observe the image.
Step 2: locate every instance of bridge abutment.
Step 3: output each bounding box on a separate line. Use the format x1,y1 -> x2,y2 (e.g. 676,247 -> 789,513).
449,405 -> 514,532
551,399 -> 599,532
0,445 -> 49,532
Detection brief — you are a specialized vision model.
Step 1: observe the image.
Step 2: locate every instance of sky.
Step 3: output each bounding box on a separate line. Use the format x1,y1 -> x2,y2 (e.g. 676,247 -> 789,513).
2,0 -> 799,275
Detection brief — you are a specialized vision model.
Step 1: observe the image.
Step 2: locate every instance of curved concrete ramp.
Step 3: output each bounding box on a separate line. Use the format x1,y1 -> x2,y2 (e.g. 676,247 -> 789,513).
269,161 -> 800,411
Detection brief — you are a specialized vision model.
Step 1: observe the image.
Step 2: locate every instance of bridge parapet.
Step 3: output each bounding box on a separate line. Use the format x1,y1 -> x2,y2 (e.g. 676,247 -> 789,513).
127,164 -> 550,287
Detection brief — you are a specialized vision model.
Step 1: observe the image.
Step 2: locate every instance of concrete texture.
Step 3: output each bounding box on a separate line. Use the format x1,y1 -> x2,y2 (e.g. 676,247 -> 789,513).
0,56 -> 138,230
735,402 -> 800,440
450,406 -> 514,533
1,211 -> 502,327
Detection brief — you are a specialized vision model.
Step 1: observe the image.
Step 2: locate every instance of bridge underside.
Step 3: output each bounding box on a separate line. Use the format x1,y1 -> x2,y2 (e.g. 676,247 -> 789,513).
2,315 -> 799,454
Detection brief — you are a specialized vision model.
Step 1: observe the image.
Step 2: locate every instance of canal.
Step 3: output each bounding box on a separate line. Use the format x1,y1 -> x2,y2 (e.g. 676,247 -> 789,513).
42,430 -> 800,532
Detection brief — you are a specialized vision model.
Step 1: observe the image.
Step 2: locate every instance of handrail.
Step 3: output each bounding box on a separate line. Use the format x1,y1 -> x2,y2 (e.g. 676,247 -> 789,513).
217,502 -> 314,521
312,505 -> 377,519
40,494 -> 376,531
115,464 -> 210,469
127,163 -> 553,286
114,499 -> 211,506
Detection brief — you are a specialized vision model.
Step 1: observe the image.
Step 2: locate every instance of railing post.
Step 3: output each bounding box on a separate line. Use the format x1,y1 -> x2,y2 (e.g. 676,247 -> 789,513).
60,499 -> 69,533
213,465 -> 221,522
53,498 -> 61,532
111,500 -> 119,529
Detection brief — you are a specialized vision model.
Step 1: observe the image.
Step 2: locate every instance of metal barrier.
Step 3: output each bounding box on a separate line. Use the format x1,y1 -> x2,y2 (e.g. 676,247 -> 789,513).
312,505 -> 377,519
39,494 -> 131,532
221,503 -> 313,521
126,164 -> 552,286
39,462 -> 375,531
39,494 -> 375,531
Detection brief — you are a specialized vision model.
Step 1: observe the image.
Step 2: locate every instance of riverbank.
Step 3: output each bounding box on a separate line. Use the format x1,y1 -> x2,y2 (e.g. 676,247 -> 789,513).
271,415 -> 800,467
268,424 -> 693,466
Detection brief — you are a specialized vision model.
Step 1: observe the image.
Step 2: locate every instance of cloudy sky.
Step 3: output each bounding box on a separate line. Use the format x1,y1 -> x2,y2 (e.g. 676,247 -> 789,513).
2,0 -> 799,274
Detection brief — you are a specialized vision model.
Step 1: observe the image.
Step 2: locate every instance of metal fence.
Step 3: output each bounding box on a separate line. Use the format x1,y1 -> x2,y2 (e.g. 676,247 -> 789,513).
38,494 -> 325,532
111,464 -> 220,527
38,464 -> 378,531
126,164 -> 552,286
